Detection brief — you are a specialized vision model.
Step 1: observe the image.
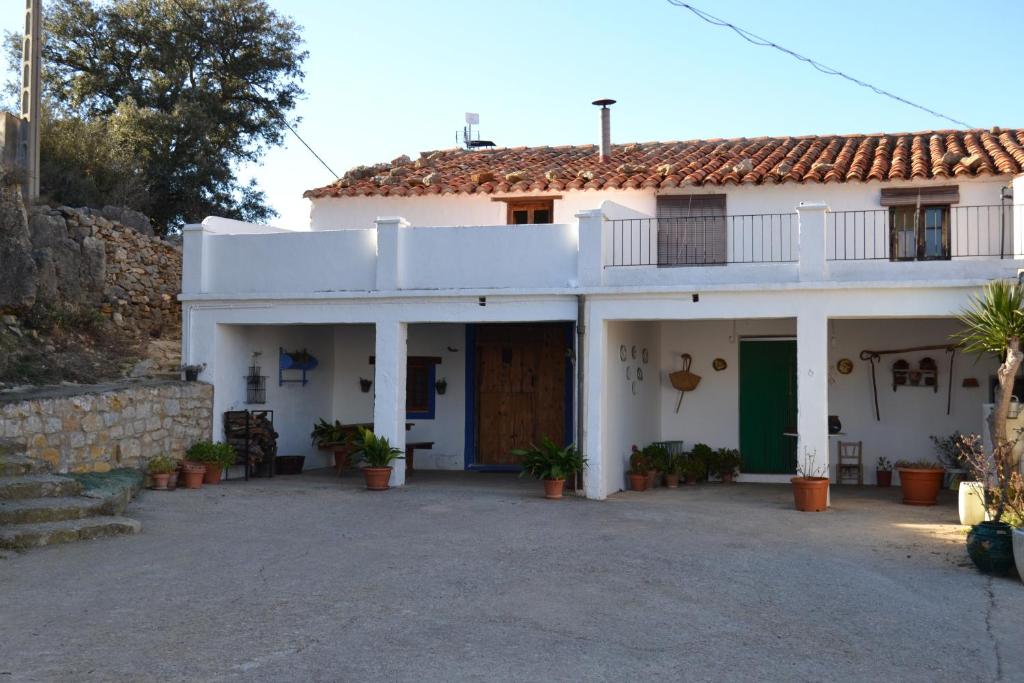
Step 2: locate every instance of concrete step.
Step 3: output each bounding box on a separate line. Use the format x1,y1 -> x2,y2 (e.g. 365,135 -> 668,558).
0,516 -> 142,550
0,474 -> 83,500
0,496 -> 108,525
0,454 -> 51,477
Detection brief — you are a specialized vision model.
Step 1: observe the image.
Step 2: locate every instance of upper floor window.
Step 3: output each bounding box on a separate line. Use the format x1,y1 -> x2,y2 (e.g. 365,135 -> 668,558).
880,185 -> 958,262
503,198 -> 554,225
656,194 -> 727,266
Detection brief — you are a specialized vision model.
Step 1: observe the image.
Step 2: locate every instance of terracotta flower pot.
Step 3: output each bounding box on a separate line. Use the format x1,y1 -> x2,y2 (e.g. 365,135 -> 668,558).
333,450 -> 350,474
151,473 -> 170,490
362,466 -> 392,491
876,470 -> 892,488
685,473 -> 698,485
646,470 -> 658,489
203,463 -> 222,485
664,473 -> 681,489
543,478 -> 565,499
898,468 -> 944,506
791,476 -> 829,512
720,471 -> 735,484
182,464 -> 204,489
628,473 -> 648,491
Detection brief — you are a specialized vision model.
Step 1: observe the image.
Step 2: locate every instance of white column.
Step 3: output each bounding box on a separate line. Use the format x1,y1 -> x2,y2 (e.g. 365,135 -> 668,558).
375,216 -> 407,290
373,320 -> 408,487
181,223 -> 210,295
576,209 -> 605,287
796,201 -> 828,282
797,309 -> 831,492
582,312 -> 607,499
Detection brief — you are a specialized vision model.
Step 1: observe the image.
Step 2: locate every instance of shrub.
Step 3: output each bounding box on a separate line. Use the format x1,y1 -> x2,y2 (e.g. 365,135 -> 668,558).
186,441 -> 236,467
147,455 -> 176,475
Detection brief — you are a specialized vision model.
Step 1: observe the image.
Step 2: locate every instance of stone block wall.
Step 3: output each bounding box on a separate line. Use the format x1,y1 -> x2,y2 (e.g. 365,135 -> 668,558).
0,380 -> 212,473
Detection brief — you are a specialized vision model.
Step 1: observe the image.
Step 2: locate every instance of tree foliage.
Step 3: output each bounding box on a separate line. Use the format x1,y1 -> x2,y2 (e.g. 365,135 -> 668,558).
12,0 -> 306,234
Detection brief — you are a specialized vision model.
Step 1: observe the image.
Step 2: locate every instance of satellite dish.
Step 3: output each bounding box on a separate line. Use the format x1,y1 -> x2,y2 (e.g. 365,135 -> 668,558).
465,112 -> 479,125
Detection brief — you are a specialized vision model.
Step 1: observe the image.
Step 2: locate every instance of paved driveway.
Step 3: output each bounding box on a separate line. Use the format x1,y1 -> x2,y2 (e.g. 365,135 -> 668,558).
0,471 -> 1021,682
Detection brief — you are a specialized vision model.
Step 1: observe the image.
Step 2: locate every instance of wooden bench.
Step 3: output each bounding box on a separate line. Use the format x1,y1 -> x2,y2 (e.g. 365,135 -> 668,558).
405,441 -> 434,475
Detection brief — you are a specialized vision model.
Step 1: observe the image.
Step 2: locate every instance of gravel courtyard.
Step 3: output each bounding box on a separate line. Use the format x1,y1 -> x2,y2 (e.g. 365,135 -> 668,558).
1,471 -> 1021,682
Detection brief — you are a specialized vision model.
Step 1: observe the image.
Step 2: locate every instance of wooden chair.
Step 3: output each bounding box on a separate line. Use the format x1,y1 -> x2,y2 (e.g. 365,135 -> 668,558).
837,441 -> 863,485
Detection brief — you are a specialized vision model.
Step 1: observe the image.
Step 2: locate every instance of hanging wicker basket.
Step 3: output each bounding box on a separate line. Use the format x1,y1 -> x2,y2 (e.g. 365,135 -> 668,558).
669,354 -> 701,392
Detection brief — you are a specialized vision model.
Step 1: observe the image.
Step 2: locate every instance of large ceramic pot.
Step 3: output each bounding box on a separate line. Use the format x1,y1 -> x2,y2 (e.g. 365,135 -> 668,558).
151,473 -> 170,490
897,468 -> 944,506
664,473 -> 681,489
1013,528 -> 1024,584
543,479 -> 565,500
966,521 -> 1015,576
362,466 -> 392,491
876,470 -> 892,488
203,463 -> 222,485
958,481 -> 987,526
646,470 -> 659,489
720,471 -> 735,484
791,477 -> 829,512
628,473 -> 648,491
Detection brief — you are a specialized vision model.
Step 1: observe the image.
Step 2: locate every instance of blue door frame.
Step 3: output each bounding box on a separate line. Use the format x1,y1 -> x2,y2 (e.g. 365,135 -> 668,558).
463,322 -> 575,471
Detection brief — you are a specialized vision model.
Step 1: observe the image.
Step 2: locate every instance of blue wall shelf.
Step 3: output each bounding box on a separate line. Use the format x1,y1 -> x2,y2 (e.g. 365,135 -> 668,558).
279,347 -> 318,386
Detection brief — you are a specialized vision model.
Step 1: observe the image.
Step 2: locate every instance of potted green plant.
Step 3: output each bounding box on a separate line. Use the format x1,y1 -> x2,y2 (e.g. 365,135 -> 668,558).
147,455 -> 176,490
180,363 -> 206,382
181,461 -> 204,489
894,460 -> 945,506
715,448 -> 742,483
643,444 -> 670,488
664,454 -> 684,488
513,437 -> 586,499
875,457 -> 893,487
311,418 -> 351,472
691,443 -> 715,482
680,455 -> 705,485
186,441 -> 236,485
791,449 -> 829,512
350,427 -> 404,490
955,280 -> 1024,575
627,446 -> 649,491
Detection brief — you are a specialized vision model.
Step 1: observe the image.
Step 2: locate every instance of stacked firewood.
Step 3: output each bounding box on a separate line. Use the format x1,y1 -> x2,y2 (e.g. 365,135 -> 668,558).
223,410 -> 278,466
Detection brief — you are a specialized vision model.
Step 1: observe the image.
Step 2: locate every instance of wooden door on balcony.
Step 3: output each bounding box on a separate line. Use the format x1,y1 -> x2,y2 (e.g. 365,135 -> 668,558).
473,323 -> 570,466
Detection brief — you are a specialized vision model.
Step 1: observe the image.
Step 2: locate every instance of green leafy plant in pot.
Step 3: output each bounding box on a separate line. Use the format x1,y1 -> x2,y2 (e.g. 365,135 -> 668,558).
680,454 -> 706,485
642,443 -> 670,488
627,446 -> 650,491
513,437 -> 586,499
147,455 -> 176,490
715,448 -> 742,483
186,441 -> 236,485
954,281 -> 1024,575
311,418 -> 352,472
875,457 -> 893,487
691,443 -> 715,483
664,453 -> 686,488
351,427 -> 404,490
791,449 -> 829,512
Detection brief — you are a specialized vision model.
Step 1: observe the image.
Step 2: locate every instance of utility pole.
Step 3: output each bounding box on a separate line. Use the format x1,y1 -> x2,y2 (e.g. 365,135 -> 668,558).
20,0 -> 42,199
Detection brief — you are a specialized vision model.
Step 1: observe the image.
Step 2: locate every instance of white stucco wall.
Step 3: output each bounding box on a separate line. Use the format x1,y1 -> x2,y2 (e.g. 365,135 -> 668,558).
602,320 -> 661,494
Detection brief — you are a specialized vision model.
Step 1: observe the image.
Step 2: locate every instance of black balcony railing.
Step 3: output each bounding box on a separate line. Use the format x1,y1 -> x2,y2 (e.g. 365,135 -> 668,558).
828,205 -> 1019,261
607,214 -> 798,267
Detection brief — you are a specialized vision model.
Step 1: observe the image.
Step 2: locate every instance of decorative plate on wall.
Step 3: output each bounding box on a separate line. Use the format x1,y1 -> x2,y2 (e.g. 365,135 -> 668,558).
712,358 -> 727,372
837,358 -> 854,375
631,345 -> 638,360
642,348 -> 649,364
637,367 -> 644,381
626,366 -> 633,380
631,381 -> 638,395
619,345 -> 627,362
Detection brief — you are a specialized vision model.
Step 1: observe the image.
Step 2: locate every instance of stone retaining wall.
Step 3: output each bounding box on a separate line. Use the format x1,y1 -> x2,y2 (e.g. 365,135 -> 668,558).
0,380 -> 212,473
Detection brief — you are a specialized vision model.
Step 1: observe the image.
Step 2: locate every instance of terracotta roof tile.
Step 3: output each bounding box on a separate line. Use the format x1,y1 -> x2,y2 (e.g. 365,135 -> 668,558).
305,128 -> 1023,199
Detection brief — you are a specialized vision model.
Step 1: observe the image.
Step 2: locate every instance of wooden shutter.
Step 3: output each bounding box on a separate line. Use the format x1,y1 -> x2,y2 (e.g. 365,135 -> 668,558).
656,194 -> 727,265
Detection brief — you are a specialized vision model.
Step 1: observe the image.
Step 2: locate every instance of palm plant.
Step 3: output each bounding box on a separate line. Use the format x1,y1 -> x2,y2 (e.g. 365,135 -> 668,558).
351,427 -> 404,468
513,437 -> 585,481
954,280 -> 1024,522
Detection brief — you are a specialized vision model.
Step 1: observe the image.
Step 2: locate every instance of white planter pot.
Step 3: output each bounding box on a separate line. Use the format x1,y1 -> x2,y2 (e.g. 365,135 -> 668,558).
958,481 -> 987,526
1014,528 -> 1024,584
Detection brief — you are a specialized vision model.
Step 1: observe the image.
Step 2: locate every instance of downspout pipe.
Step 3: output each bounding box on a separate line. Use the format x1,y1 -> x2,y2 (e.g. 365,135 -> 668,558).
576,294 -> 586,492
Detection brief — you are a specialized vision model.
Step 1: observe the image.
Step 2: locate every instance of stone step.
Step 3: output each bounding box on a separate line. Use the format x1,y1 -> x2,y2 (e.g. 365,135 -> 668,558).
0,474 -> 83,500
0,496 -> 108,525
0,454 -> 51,477
0,516 -> 141,550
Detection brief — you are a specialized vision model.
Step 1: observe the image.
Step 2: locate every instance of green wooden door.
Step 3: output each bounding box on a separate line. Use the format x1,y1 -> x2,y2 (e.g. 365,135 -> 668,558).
739,339 -> 798,474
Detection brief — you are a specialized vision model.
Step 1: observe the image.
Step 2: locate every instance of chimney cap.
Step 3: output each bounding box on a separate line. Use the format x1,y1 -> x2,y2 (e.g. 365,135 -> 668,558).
592,98 -> 616,108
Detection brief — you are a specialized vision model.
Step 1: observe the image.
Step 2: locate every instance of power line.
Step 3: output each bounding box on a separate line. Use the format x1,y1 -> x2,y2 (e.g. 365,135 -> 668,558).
665,1 -> 974,129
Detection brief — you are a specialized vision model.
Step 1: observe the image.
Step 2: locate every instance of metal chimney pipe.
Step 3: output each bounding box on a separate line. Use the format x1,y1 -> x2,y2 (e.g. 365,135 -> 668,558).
592,99 -> 616,163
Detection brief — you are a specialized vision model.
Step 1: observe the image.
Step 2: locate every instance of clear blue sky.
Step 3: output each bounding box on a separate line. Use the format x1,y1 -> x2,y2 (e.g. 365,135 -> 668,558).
4,0 -> 1023,226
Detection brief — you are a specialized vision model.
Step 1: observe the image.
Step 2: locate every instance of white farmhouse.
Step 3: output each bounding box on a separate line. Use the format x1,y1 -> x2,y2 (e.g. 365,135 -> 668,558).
181,108 -> 1024,500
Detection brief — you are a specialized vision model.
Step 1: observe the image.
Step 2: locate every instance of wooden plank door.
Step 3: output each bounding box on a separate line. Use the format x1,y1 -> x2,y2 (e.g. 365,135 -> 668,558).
474,324 -> 568,465
739,339 -> 797,474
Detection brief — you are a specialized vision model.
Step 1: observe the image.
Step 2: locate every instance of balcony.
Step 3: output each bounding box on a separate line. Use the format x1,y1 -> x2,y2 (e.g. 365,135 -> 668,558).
181,202 -> 1024,300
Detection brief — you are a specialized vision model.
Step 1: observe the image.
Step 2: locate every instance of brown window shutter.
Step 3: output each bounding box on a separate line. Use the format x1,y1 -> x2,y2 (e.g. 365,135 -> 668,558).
656,194 -> 727,265
880,185 -> 959,207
